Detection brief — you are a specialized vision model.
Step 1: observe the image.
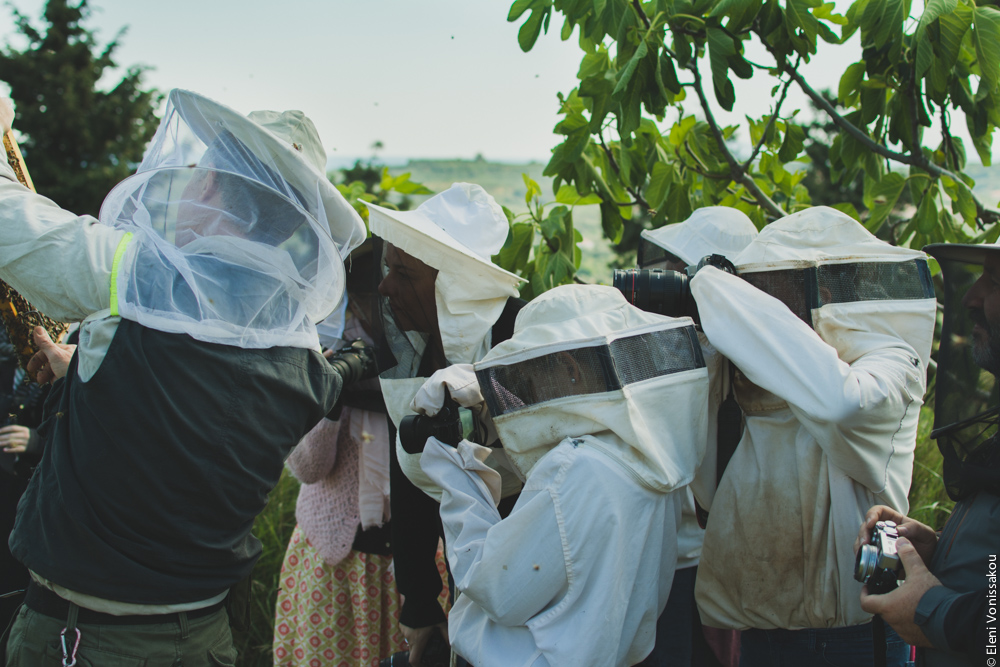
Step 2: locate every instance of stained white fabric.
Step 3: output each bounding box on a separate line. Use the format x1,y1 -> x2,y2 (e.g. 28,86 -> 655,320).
421,435 -> 682,667
640,207 -> 757,568
101,89 -> 365,349
641,206 -> 758,266
690,207 -> 936,630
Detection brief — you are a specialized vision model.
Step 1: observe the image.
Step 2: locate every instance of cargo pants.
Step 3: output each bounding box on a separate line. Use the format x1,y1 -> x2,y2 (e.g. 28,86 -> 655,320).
3,602 -> 237,666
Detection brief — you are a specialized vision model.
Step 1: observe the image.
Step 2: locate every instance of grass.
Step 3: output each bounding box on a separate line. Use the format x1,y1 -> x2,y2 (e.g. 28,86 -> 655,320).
234,469 -> 300,667
907,405 -> 955,530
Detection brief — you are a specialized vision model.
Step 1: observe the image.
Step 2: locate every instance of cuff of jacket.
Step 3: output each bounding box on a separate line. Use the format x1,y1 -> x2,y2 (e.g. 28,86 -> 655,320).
399,594 -> 447,629
914,584 -> 958,651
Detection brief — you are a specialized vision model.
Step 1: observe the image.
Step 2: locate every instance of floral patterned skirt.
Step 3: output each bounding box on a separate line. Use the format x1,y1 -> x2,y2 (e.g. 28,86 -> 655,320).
272,525 -> 406,667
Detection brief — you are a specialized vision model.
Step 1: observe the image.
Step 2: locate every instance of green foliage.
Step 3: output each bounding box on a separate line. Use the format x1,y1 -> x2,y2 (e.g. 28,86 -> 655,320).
501,0 -> 1000,293
494,173 -> 599,298
0,0 -> 160,217
334,157 -> 433,228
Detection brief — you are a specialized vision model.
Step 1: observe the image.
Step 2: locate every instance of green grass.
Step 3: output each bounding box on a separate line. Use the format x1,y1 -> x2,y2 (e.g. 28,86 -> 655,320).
234,470 -> 300,667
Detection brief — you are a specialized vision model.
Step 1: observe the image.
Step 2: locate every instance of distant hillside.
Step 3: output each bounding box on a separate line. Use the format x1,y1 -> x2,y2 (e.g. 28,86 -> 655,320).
337,157 -> 1000,283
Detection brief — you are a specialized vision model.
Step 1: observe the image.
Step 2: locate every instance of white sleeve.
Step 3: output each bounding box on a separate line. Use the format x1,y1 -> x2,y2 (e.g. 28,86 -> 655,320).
420,439 -> 567,626
0,161 -> 127,321
691,267 -> 925,495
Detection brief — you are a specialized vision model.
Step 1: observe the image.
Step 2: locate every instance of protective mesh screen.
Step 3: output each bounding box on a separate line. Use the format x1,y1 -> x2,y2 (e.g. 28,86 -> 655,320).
638,238 -> 684,270
741,269 -> 814,325
741,260 -> 933,326
479,326 -> 704,417
817,260 -> 934,305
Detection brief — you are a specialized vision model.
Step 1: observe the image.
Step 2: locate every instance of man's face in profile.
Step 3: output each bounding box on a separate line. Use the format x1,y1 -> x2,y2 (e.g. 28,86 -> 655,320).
962,253 -> 1000,375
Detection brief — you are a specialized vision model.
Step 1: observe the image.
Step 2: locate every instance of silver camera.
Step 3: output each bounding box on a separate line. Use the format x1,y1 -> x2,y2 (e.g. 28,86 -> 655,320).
854,520 -> 903,594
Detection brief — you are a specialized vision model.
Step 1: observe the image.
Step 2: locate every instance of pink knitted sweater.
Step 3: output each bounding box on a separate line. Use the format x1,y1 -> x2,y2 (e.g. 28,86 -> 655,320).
286,416 -> 361,566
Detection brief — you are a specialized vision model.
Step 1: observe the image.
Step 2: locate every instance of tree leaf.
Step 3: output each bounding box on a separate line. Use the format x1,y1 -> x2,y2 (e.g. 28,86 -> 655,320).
865,172 -> 907,232
646,161 -> 673,208
915,0 -> 958,76
973,6 -> 1000,93
838,61 -> 866,105
555,184 -> 603,205
707,27 -> 737,111
613,38 -> 649,98
496,222 -> 535,274
915,189 -> 939,234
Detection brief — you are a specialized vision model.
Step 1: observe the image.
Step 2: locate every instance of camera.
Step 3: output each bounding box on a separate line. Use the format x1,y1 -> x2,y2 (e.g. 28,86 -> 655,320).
854,520 -> 903,594
612,254 -> 736,319
326,339 -> 378,388
399,390 -> 464,454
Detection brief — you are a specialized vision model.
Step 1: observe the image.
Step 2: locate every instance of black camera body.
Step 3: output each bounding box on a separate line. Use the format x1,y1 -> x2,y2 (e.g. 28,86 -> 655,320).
399,391 -> 464,454
854,520 -> 903,594
326,339 -> 378,388
613,254 -> 737,319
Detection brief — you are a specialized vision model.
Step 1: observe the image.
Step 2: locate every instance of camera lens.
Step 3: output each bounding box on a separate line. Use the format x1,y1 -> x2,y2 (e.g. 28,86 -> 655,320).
854,543 -> 878,584
612,269 -> 690,317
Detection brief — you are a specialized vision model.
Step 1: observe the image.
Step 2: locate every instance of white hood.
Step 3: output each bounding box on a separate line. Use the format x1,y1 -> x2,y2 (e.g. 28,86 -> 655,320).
476,284 -> 709,493
366,183 -> 525,365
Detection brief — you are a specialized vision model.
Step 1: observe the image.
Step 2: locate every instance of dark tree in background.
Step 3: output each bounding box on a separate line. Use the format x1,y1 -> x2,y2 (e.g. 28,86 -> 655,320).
0,0 -> 160,217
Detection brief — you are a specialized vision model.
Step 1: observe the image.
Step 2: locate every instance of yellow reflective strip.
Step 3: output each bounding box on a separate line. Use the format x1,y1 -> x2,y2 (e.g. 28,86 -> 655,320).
109,232 -> 133,317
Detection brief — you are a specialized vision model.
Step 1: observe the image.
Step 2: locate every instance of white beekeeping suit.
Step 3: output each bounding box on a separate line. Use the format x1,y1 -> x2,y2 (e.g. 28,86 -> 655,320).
637,206 -> 758,574
417,284 -> 710,667
690,206 -> 936,631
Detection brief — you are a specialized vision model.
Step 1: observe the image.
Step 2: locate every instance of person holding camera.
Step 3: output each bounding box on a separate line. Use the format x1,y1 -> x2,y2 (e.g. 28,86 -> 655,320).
853,240 -> 1000,666
410,283 -> 710,667
686,207 -> 937,666
0,89 -> 366,665
631,206 -> 757,667
363,183 -> 527,666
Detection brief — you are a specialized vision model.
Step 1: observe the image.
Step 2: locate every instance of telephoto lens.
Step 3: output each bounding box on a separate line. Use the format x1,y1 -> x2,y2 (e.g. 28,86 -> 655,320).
326,339 -> 378,388
612,268 -> 694,318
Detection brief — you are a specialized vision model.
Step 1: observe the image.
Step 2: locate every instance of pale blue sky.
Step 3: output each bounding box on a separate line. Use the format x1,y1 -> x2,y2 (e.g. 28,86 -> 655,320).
1,0 -> 988,164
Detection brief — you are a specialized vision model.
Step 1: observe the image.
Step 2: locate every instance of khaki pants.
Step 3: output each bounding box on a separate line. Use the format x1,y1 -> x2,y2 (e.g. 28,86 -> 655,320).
4,604 -> 237,666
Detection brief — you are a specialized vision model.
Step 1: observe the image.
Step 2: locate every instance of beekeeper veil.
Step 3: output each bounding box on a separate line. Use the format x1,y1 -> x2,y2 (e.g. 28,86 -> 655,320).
99,89 -> 367,349
732,207 -> 936,367
922,242 -> 1000,500
474,284 -> 709,491
638,206 -> 758,269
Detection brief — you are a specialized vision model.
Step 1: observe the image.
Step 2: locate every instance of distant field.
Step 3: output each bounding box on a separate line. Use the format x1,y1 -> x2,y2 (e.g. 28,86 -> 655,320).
337,157 -> 1000,283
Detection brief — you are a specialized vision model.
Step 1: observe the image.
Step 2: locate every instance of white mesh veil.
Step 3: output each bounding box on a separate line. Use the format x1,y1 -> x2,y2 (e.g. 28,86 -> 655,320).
99,89 -> 366,349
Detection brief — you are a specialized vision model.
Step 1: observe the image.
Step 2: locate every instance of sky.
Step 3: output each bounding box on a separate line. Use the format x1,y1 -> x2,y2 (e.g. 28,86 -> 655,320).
1,0 -> 989,165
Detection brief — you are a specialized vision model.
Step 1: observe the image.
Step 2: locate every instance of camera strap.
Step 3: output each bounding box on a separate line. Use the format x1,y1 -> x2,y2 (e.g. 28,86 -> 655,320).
872,614 -> 887,667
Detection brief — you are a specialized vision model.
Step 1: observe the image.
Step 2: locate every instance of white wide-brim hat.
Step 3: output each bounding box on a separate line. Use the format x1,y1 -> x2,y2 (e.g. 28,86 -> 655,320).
365,183 -> 524,286
641,206 -> 758,266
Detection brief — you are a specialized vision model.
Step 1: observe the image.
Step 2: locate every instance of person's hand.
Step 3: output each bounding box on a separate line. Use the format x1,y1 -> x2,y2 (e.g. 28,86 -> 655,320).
0,425 -> 30,454
398,621 -> 449,667
26,327 -> 75,384
411,364 -> 483,416
859,537 -> 940,647
855,505 -> 938,567
0,95 -> 13,134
